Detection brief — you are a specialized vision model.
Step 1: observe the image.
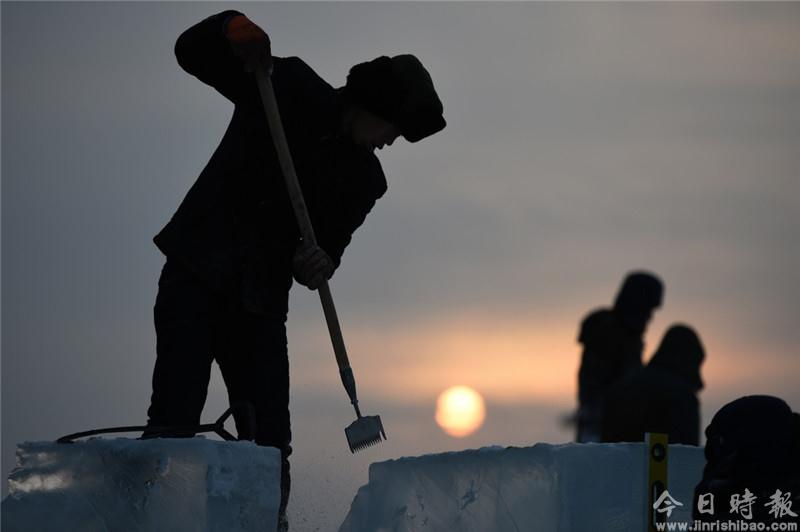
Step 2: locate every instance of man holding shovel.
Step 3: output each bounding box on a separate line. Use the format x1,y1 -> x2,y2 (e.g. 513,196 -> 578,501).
145,10 -> 445,530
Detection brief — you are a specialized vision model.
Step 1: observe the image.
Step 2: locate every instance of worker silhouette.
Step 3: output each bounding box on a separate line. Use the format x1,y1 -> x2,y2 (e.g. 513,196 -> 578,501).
143,11 -> 445,531
601,324 -> 705,445
575,271 -> 663,442
693,396 -> 800,525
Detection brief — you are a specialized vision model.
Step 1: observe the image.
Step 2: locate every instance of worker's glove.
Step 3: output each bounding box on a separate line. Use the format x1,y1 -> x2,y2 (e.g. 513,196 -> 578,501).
292,241 -> 335,290
224,14 -> 272,74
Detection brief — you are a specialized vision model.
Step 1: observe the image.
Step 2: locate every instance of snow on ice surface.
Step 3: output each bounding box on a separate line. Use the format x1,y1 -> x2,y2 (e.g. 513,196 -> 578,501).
339,442 -> 706,532
1,437 -> 281,532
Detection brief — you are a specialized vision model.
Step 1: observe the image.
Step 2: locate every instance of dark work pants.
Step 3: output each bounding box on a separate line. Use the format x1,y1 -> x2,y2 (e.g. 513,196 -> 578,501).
146,259 -> 291,526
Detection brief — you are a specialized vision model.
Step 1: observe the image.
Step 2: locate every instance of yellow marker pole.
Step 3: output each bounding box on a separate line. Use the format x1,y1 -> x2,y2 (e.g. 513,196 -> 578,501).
646,432 -> 669,532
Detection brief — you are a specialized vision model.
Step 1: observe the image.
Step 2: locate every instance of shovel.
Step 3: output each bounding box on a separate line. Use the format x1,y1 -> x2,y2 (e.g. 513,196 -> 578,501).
254,66 -> 386,453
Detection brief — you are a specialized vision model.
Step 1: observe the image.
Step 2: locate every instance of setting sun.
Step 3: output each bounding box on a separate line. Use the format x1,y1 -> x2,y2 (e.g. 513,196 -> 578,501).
435,386 -> 486,437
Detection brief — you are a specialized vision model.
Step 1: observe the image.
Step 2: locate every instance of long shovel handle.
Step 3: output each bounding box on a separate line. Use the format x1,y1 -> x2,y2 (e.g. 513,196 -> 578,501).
254,67 -> 361,414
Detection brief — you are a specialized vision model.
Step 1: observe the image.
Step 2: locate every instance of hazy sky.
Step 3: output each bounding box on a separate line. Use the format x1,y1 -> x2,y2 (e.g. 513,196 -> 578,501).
2,2 -> 799,529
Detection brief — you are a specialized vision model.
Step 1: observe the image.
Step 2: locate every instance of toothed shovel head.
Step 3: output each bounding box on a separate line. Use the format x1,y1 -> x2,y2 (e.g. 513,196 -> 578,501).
345,415 -> 386,453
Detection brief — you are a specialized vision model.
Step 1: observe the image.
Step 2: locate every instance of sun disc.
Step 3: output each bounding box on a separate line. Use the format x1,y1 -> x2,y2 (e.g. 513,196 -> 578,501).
435,385 -> 486,437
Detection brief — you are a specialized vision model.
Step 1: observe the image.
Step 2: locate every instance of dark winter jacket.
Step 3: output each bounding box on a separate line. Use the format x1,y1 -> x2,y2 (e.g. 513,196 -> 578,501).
154,11 -> 387,316
601,324 -> 704,445
577,308 -> 645,408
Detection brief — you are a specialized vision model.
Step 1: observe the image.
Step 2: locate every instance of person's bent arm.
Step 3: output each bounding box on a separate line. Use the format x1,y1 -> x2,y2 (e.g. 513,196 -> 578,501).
175,11 -> 270,103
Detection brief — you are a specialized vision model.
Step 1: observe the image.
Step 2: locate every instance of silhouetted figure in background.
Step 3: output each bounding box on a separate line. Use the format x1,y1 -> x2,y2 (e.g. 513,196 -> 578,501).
693,396 -> 800,525
144,10 -> 445,531
601,324 -> 705,445
576,271 -> 663,442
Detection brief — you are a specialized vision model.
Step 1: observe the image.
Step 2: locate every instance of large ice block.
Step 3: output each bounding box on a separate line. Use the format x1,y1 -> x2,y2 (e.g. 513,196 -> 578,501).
339,442 -> 705,532
2,437 -> 281,532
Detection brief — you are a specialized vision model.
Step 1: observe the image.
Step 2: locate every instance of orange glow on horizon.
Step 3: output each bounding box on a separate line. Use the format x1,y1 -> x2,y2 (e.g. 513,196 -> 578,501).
341,312 -> 581,404
290,310 -> 800,410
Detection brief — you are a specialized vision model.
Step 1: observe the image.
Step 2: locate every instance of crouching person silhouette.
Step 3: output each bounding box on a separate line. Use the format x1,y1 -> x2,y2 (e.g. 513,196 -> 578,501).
693,396 -> 800,526
143,11 -> 446,531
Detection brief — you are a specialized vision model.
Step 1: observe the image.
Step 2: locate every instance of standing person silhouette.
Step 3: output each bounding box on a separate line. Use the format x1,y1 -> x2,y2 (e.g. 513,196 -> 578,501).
575,271 -> 663,442
144,11 -> 445,530
601,324 -> 705,445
